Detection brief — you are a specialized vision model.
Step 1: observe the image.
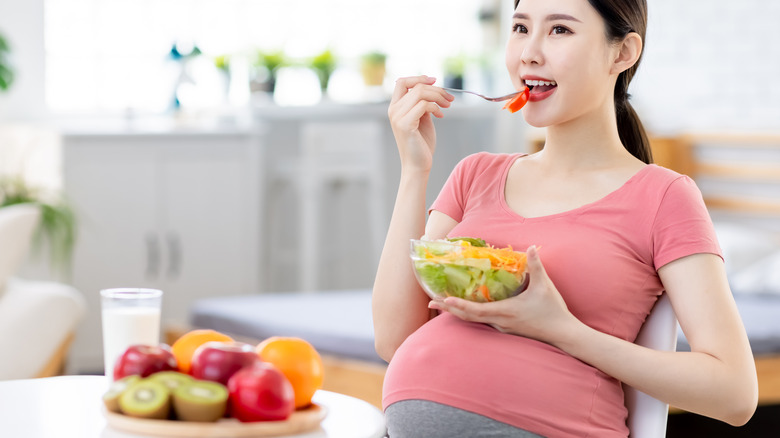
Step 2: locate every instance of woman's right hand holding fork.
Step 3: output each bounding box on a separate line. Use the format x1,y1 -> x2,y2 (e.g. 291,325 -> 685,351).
388,76 -> 454,174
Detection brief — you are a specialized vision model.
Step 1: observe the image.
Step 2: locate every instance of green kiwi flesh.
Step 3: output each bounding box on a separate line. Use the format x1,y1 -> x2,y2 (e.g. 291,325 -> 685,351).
148,371 -> 193,391
103,375 -> 141,413
118,379 -> 171,419
172,380 -> 228,422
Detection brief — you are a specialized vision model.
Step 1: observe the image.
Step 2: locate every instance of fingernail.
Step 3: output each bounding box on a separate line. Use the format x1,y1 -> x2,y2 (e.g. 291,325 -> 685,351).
528,245 -> 537,257
428,301 -> 440,310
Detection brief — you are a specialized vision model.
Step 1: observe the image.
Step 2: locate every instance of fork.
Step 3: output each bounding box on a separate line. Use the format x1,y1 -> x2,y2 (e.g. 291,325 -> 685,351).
441,87 -> 524,102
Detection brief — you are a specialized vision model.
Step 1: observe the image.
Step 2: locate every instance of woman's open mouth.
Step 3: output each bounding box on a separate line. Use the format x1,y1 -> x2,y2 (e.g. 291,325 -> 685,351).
524,79 -> 557,102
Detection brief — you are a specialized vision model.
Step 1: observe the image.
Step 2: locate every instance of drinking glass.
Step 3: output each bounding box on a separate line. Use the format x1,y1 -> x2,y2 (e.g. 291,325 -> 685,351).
100,288 -> 162,380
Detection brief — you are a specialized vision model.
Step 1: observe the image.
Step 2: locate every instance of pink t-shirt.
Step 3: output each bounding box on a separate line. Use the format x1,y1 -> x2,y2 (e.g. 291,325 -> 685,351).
383,152 -> 722,438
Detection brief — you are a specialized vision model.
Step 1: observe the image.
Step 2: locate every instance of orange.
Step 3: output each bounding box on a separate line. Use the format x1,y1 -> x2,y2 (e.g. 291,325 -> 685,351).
171,329 -> 234,374
256,337 -> 324,409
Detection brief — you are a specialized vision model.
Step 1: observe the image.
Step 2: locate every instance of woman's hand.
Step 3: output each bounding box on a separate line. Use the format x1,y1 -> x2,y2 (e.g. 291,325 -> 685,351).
388,76 -> 454,174
428,246 -> 576,343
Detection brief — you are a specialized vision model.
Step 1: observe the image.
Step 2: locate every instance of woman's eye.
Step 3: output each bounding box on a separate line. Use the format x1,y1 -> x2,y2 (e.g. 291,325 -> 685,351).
512,23 -> 528,34
551,26 -> 571,35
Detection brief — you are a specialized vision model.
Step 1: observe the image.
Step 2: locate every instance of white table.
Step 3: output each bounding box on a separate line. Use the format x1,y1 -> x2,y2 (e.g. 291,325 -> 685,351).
0,375 -> 386,438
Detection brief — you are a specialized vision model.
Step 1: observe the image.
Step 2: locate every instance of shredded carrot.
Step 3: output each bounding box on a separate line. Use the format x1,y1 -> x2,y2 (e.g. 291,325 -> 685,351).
422,241 -> 528,273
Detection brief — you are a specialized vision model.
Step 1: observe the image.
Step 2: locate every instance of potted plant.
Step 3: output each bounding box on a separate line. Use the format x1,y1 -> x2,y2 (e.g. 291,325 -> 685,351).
360,51 -> 386,87
250,50 -> 286,93
310,50 -> 337,92
0,177 -> 77,275
443,55 -> 466,89
214,54 -> 230,74
214,54 -> 231,96
0,31 -> 14,92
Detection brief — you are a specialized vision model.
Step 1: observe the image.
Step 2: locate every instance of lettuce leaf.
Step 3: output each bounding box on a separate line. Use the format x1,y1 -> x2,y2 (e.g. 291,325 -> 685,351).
414,262 -> 448,295
486,269 -> 522,301
447,237 -> 487,247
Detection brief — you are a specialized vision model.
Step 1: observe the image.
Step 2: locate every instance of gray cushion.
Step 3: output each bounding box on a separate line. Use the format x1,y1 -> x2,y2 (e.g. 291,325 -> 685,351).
190,289 -> 383,363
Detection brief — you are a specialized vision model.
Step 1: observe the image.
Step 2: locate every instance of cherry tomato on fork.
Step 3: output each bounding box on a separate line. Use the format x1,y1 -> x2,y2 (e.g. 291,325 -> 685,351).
503,87 -> 529,113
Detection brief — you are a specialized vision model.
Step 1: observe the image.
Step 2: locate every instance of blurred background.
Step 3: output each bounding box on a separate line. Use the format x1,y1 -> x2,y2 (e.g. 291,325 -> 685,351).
0,0 -> 776,127
0,0 -> 779,411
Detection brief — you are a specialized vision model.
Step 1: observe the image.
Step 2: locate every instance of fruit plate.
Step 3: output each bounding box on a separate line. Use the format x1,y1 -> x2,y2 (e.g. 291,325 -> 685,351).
104,404 -> 327,437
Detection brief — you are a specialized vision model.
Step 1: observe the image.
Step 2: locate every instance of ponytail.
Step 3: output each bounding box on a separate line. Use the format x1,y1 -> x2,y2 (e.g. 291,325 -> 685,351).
589,0 -> 652,163
615,72 -> 653,164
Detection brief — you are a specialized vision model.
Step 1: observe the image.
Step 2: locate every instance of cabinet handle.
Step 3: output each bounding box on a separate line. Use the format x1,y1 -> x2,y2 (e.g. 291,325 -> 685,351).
145,233 -> 160,280
167,232 -> 182,280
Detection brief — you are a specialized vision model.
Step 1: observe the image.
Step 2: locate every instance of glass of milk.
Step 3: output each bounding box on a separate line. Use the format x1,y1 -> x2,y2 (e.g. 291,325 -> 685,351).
100,288 -> 163,380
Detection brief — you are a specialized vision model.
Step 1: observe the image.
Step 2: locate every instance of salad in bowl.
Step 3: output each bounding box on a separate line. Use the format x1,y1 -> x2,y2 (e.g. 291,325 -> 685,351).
410,237 -> 530,302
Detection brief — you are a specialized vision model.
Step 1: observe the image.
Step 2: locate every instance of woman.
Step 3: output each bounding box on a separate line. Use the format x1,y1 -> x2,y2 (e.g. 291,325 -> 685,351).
372,0 -> 758,436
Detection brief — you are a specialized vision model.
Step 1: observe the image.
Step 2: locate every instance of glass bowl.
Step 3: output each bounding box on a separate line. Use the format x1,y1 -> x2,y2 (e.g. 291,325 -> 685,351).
409,238 -> 529,302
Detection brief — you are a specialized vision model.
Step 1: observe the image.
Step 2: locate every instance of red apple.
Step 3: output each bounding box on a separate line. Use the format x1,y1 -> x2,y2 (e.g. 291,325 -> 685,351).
227,362 -> 295,422
113,344 -> 177,380
190,341 -> 259,385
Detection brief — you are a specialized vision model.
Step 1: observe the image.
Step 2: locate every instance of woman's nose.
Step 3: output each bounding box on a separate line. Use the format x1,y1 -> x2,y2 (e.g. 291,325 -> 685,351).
520,38 -> 543,65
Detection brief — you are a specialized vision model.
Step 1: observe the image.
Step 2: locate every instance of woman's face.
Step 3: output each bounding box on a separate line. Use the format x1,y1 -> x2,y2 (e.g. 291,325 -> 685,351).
506,0 -> 619,128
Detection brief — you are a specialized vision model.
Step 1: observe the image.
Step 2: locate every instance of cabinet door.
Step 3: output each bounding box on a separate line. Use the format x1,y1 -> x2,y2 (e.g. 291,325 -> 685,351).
159,138 -> 257,326
63,139 -> 160,372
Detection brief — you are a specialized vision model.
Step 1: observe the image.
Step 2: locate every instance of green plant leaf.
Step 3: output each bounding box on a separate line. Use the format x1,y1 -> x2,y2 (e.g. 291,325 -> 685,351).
0,32 -> 13,91
362,51 -> 386,65
0,177 -> 77,276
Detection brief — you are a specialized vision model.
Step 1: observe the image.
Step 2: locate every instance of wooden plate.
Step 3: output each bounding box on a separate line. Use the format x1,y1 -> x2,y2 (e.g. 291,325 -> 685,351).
105,404 -> 327,437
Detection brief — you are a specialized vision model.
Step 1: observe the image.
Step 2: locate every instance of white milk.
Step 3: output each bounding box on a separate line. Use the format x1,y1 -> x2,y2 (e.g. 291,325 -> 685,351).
101,306 -> 161,379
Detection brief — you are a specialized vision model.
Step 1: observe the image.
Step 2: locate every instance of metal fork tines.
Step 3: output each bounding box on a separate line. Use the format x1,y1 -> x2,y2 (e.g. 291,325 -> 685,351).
441,87 -> 523,102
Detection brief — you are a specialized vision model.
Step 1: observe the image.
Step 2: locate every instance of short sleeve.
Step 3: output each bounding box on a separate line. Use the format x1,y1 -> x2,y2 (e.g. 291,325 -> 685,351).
652,175 -> 723,269
428,153 -> 482,222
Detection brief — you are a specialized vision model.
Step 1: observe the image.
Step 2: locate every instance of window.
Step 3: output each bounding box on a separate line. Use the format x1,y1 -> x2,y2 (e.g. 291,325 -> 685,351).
45,0 -> 487,113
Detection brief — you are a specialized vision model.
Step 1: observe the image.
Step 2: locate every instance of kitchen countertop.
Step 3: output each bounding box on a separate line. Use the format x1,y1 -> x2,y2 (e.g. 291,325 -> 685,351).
53,113 -> 256,137
53,99 -> 498,137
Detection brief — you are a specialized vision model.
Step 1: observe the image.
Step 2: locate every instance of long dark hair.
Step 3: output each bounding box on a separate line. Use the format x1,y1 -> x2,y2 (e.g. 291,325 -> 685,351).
513,0 -> 653,164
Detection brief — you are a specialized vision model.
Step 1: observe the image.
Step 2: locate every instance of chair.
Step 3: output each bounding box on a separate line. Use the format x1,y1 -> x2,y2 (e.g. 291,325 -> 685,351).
0,203 -> 86,379
624,293 -> 678,438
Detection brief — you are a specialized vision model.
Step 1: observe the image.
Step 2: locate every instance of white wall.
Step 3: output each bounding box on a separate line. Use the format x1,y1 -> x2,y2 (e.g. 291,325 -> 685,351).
0,0 -> 47,121
631,0 -> 780,133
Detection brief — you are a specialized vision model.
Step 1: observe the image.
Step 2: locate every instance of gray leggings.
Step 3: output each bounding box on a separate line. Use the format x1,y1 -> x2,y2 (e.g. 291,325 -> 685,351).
385,400 -> 546,438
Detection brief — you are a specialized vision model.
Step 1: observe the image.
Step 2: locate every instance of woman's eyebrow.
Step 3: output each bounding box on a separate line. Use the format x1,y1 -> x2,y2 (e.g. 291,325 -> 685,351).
512,13 -> 583,23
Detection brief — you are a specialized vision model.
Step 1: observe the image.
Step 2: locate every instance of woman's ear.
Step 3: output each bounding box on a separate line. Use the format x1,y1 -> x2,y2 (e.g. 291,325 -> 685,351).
611,32 -> 642,74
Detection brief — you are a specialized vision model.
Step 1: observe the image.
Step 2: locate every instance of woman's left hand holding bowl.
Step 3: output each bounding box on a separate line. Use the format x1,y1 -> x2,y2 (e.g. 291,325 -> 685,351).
428,246 -> 576,344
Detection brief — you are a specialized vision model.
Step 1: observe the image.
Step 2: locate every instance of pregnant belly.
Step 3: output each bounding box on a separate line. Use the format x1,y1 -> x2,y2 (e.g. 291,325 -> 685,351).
382,313 -> 628,437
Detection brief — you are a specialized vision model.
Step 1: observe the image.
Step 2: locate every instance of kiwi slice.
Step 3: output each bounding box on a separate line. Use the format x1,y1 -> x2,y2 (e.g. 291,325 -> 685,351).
148,371 -> 193,391
118,378 -> 171,420
103,375 -> 141,413
172,380 -> 229,422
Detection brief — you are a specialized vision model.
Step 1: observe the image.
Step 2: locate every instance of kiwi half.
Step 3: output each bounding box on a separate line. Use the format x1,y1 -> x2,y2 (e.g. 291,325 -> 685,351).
103,375 -> 141,413
172,380 -> 228,422
118,378 -> 171,419
148,371 -> 194,391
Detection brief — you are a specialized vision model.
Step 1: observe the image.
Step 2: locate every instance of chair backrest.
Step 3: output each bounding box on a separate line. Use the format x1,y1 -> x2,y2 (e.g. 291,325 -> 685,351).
624,292 -> 678,438
0,203 -> 41,293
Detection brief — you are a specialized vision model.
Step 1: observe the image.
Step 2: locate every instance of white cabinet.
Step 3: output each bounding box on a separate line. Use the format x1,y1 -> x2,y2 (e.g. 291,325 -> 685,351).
62,133 -> 260,373
254,102 -> 506,292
